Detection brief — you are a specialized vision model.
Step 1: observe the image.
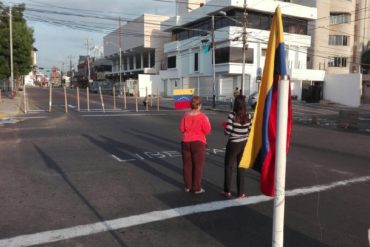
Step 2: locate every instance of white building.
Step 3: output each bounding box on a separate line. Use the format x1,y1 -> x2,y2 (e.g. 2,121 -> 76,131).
159,0 -> 324,100
103,14 -> 171,95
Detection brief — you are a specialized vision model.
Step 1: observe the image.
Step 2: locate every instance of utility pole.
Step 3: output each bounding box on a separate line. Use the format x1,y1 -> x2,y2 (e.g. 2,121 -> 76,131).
67,55 -> 74,79
9,7 -> 14,93
211,15 -> 216,108
118,18 -> 122,92
241,0 -> 247,96
85,39 -> 91,83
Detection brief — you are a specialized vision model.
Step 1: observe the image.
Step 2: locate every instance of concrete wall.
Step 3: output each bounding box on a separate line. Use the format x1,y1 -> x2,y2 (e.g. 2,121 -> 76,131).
138,74 -> 164,96
324,73 -> 362,107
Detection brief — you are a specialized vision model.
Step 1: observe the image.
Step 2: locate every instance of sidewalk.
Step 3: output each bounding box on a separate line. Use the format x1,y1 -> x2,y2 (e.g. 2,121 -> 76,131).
0,94 -> 23,120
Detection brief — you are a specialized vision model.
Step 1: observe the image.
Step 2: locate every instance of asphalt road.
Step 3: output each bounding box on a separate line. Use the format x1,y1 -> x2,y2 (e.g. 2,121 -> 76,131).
0,87 -> 369,247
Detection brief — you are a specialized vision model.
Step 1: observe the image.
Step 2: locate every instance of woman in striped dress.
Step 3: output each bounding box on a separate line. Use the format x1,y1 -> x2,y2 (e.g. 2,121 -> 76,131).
222,95 -> 252,198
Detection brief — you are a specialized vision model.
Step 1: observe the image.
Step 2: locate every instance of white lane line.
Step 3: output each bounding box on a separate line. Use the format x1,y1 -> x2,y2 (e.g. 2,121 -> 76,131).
1,176 -> 369,247
82,114 -> 168,117
111,155 -> 136,162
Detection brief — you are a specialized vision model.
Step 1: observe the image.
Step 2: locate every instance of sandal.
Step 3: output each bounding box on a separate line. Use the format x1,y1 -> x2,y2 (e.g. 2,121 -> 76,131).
220,191 -> 232,198
236,194 -> 247,199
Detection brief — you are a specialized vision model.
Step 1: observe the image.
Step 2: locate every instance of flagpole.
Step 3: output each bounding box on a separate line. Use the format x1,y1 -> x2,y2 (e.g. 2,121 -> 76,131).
272,76 -> 289,247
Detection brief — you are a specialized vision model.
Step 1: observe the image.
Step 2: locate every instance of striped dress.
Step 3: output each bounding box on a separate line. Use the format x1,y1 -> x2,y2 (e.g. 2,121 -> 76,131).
224,112 -> 252,142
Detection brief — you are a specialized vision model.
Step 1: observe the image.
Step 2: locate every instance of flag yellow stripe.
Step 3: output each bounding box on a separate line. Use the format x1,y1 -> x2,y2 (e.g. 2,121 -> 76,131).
173,89 -> 195,96
239,7 -> 284,169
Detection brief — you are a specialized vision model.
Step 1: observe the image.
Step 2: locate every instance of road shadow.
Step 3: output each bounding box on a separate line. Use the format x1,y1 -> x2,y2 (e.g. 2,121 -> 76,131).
33,144 -> 127,247
153,191 -> 328,247
82,134 -> 229,204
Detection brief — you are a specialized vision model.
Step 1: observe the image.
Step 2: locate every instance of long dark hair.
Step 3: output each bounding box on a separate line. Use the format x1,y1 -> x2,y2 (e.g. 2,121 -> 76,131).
233,95 -> 247,124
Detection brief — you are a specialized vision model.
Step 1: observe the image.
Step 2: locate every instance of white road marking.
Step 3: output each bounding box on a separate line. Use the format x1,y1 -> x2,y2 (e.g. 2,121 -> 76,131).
0,176 -> 369,247
82,114 -> 168,117
111,155 -> 136,162
15,116 -> 48,120
27,109 -> 48,113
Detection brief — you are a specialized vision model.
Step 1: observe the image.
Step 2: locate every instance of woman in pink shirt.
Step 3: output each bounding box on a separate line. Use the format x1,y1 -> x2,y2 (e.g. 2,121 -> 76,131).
179,96 -> 211,194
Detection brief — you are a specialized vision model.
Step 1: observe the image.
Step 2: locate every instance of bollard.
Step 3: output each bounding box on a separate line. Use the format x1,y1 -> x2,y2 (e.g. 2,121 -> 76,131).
23,84 -> 27,114
135,88 -> 138,112
77,87 -> 80,112
49,85 -> 52,112
99,86 -> 105,112
123,85 -> 127,110
145,87 -> 148,111
157,88 -> 160,112
113,86 -> 116,110
64,86 -> 68,113
0,89 -> 2,103
87,87 -> 90,112
150,91 -> 153,107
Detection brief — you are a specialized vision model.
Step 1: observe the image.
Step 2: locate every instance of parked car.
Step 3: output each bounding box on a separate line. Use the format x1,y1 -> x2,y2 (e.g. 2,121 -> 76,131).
89,81 -> 100,93
101,81 -> 113,95
248,91 -> 258,110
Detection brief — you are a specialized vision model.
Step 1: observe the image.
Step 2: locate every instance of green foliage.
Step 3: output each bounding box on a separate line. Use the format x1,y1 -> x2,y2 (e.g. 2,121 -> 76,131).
0,2 -> 34,80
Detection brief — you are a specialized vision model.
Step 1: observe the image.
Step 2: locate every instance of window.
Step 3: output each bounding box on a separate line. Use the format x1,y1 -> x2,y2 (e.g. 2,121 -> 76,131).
143,52 -> 149,68
215,47 -> 254,64
129,56 -> 134,70
168,56 -> 176,68
330,13 -> 350,24
123,56 -> 128,71
328,57 -> 347,67
194,53 -> 199,72
329,35 -> 349,46
135,54 -> 141,69
230,47 -> 254,64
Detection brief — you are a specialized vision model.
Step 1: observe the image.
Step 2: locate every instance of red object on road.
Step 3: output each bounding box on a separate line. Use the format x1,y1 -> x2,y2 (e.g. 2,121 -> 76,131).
222,121 -> 227,129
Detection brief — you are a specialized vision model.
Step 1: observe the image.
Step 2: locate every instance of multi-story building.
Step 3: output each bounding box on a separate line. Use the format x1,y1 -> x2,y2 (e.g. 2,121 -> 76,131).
103,14 -> 171,84
159,0 -> 322,99
306,0 -> 370,74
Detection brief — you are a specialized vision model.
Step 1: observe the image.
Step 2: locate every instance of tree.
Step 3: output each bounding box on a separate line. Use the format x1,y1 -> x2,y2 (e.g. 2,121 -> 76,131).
0,2 -> 34,89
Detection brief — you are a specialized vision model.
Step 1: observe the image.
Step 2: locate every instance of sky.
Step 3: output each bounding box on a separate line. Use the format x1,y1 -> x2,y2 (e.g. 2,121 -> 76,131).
3,0 -> 175,72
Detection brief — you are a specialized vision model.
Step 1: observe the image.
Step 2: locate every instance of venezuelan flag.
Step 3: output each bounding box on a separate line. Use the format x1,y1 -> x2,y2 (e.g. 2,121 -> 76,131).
239,7 -> 292,196
173,88 -> 195,109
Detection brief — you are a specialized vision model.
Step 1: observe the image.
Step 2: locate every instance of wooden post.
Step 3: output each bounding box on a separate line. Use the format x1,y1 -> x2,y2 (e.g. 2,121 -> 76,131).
0,89 -> 2,103
113,86 -> 116,110
99,86 -> 105,112
64,86 -> 68,113
135,88 -> 138,112
77,87 -> 80,112
145,87 -> 148,111
87,87 -> 90,112
23,84 -> 27,114
49,84 -> 52,112
123,85 -> 127,110
157,88 -> 160,112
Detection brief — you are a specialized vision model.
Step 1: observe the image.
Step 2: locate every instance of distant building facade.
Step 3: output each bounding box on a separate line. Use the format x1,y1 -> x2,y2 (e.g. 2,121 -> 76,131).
103,14 -> 171,83
159,0 -> 322,99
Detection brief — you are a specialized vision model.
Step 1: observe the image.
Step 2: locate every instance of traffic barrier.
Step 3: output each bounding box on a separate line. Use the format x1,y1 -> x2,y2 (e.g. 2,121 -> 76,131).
86,87 -> 90,112
98,86 -> 105,112
64,86 -> 68,113
77,87 -> 80,112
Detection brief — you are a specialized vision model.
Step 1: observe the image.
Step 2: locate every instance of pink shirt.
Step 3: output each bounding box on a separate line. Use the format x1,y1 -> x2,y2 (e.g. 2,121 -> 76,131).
179,112 -> 211,144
